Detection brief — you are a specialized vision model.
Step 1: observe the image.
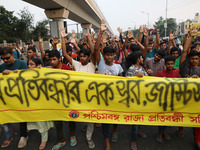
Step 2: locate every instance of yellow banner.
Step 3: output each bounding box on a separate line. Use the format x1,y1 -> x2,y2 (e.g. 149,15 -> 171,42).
0,68 -> 200,127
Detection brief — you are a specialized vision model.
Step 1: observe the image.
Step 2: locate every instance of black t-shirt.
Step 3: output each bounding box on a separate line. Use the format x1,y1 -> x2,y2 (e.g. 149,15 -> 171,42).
43,58 -> 51,68
179,60 -> 200,77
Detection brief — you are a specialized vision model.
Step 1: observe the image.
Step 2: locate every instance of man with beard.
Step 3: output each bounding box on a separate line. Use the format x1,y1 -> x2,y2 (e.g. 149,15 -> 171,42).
144,49 -> 166,76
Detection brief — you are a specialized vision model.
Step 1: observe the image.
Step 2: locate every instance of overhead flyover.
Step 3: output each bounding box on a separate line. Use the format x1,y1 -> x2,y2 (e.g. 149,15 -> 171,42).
22,0 -> 113,36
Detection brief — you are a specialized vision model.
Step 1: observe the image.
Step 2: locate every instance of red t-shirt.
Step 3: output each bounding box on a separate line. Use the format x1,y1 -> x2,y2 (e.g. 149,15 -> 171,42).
51,63 -> 71,70
156,69 -> 181,78
114,60 -> 120,64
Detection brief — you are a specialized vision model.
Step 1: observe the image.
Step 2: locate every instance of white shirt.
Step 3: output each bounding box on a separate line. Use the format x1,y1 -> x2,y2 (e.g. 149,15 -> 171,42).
72,59 -> 96,73
98,59 -> 123,76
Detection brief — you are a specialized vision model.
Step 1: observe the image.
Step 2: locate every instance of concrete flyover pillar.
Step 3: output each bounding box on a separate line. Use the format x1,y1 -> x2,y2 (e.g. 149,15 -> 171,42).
45,8 -> 69,38
81,23 -> 92,36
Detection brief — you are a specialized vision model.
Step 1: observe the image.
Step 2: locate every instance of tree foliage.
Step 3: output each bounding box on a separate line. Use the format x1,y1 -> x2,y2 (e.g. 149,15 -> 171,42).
32,19 -> 50,41
0,6 -> 19,42
0,6 -> 49,43
17,7 -> 34,42
155,16 -> 177,37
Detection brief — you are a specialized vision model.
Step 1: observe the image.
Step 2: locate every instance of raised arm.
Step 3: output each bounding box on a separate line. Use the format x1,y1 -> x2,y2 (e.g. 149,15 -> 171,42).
180,27 -> 197,65
117,27 -> 124,44
141,27 -> 149,59
39,36 -> 44,59
59,28 -> 72,65
154,26 -> 160,50
85,28 -> 95,65
116,36 -> 121,53
138,25 -> 144,43
94,19 -> 107,65
122,31 -> 132,59
167,31 -> 173,55
71,38 -> 80,52
183,28 -> 189,47
52,37 -> 58,50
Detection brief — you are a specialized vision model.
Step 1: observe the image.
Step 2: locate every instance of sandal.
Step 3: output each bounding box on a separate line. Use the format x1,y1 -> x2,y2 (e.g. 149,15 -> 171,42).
39,141 -> 47,150
70,136 -> 77,146
176,130 -> 184,137
52,141 -> 66,150
87,139 -> 95,149
1,137 -> 13,148
156,136 -> 163,143
111,134 -> 118,142
131,143 -> 137,150
163,134 -> 171,140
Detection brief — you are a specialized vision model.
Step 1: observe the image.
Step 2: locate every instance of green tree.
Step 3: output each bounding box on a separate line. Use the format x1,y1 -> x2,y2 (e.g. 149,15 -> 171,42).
0,6 -> 19,42
17,7 -> 34,42
132,29 -> 140,37
155,17 -> 177,37
32,19 -> 50,41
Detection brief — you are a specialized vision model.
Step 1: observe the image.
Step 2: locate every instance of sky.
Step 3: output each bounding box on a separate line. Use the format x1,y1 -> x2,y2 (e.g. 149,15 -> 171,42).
0,0 -> 199,35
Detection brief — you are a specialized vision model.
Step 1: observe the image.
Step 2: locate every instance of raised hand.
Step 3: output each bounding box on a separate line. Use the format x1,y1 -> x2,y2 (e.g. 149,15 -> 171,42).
85,28 -> 91,37
100,19 -> 108,32
83,36 -> 87,42
102,35 -> 107,43
53,37 -> 59,44
190,26 -> 198,37
59,28 -> 69,38
143,27 -> 148,37
185,28 -> 189,35
72,30 -> 76,38
169,31 -> 176,40
38,36 -> 43,43
154,25 -> 158,33
117,27 -> 123,34
70,38 -> 76,44
91,31 -> 95,37
115,36 -> 119,42
127,30 -> 134,39
139,25 -> 144,33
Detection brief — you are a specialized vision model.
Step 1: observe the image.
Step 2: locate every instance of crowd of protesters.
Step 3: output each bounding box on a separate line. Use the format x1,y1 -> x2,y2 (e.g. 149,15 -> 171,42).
0,19 -> 200,150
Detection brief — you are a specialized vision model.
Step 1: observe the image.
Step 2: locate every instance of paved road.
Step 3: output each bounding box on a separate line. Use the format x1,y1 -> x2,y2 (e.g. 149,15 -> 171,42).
0,123 -> 197,150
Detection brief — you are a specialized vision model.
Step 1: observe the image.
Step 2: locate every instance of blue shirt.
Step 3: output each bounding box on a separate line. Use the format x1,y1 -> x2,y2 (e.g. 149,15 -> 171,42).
145,48 -> 156,60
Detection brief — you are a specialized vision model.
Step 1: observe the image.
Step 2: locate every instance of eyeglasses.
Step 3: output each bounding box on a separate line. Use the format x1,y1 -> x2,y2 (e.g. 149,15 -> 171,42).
1,56 -> 11,60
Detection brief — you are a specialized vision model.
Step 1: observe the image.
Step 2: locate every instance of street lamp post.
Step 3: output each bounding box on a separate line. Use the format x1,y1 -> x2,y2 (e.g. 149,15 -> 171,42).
141,11 -> 149,28
165,0 -> 168,37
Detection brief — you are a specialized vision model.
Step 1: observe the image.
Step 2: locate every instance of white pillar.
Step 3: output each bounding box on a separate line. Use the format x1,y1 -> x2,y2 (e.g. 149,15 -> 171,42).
81,23 -> 92,36
45,8 -> 69,38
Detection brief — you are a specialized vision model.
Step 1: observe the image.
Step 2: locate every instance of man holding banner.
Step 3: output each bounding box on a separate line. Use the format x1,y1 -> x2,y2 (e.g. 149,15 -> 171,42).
60,27 -> 97,149
126,51 -> 150,150
95,19 -> 124,150
179,26 -> 200,149
0,47 -> 28,148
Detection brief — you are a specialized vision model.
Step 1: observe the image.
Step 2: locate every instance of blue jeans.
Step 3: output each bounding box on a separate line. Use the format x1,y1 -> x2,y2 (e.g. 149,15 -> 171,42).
102,124 -> 118,139
132,125 -> 138,141
158,126 -> 167,134
3,124 -> 12,139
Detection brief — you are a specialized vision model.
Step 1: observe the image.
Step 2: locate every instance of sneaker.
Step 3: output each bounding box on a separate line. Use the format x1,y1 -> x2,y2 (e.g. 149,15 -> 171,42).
18,136 -> 28,148
1,137 -> 13,148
